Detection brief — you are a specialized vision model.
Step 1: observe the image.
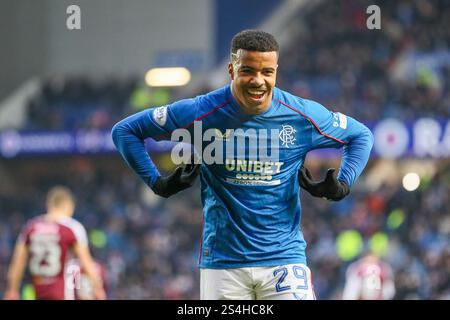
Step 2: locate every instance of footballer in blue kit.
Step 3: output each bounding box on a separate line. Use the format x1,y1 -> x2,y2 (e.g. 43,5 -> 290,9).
112,30 -> 374,299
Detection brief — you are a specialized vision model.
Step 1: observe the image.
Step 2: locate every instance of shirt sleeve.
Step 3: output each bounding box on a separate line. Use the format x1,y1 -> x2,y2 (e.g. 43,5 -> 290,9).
342,264 -> 362,300
111,98 -> 200,187
304,99 -> 374,188
70,220 -> 89,247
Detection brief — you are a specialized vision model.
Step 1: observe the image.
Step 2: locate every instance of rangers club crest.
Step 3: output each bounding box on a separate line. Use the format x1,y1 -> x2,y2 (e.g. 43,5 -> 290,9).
279,124 -> 296,148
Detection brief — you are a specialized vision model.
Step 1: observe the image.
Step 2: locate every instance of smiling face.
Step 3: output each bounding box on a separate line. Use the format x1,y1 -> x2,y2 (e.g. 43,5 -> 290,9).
228,49 -> 278,115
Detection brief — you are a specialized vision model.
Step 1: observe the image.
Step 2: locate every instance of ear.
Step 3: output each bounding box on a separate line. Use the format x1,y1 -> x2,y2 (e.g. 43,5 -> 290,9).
227,63 -> 234,80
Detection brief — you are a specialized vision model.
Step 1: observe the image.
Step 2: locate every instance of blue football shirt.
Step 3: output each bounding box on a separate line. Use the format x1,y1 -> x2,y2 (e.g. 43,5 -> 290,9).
112,84 -> 374,268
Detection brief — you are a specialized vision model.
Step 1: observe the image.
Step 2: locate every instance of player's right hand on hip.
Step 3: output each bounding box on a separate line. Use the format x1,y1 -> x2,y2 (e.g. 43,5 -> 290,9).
151,156 -> 201,198
298,166 -> 349,201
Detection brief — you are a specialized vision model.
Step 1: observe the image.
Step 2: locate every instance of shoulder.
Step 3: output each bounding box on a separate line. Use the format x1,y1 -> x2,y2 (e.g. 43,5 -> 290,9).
24,215 -> 43,228
193,85 -> 233,112
274,87 -> 307,112
58,217 -> 88,244
164,85 -> 233,127
346,261 -> 360,277
380,261 -> 394,276
275,87 -> 334,124
17,216 -> 40,242
164,85 -> 231,115
21,215 -> 47,233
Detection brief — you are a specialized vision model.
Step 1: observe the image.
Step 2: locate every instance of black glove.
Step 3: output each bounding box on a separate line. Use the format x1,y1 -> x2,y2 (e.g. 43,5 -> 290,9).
151,158 -> 201,198
299,166 -> 349,201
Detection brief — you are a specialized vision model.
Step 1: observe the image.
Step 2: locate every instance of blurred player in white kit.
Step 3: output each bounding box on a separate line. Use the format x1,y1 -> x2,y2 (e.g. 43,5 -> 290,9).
342,251 -> 395,300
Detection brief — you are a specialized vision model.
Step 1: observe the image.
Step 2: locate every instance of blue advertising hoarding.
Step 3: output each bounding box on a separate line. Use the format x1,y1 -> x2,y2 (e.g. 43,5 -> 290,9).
1,118 -> 449,159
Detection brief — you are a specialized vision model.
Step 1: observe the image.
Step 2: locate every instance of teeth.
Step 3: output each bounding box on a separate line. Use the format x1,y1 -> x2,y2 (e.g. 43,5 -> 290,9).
248,90 -> 265,95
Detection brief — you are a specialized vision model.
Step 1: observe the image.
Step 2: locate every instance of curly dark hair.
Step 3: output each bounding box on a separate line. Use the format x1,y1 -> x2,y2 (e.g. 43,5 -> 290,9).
230,29 -> 279,55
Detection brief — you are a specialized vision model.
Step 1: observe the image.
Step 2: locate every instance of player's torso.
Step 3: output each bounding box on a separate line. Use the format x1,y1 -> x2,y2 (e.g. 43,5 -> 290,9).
354,261 -> 391,300
196,88 -> 311,267
198,88 -> 311,189
25,216 -> 77,299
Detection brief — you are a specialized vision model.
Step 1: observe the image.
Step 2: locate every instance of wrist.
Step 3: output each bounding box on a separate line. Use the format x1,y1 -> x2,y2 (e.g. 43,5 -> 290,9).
330,180 -> 349,201
149,173 -> 162,187
150,176 -> 163,192
339,180 -> 350,195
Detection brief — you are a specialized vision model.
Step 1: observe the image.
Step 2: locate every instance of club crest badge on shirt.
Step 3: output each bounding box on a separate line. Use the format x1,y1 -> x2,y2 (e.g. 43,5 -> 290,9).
279,124 -> 296,148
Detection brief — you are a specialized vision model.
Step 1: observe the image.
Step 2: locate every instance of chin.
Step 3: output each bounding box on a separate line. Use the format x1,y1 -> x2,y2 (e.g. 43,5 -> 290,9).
245,101 -> 269,114
250,97 -> 270,106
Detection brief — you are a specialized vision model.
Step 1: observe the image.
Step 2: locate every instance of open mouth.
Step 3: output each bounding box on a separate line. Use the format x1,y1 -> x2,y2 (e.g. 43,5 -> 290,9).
247,89 -> 267,101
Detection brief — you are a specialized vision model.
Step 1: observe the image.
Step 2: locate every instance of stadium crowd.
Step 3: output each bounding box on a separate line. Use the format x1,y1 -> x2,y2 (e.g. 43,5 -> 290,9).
19,0 -> 450,131
278,0 -> 450,122
0,156 -> 449,299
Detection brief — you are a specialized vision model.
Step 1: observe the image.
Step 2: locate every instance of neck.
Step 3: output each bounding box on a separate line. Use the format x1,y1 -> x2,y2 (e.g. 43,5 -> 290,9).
46,211 -> 66,220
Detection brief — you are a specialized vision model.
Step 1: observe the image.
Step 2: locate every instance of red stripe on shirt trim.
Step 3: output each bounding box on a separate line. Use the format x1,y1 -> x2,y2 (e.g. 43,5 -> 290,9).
154,100 -> 231,140
184,100 -> 231,130
276,99 -> 347,145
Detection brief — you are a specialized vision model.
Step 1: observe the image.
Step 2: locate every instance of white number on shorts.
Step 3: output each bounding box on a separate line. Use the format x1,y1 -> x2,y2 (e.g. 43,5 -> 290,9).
273,267 -> 290,292
274,265 -> 309,292
29,234 -> 62,277
293,265 -> 308,290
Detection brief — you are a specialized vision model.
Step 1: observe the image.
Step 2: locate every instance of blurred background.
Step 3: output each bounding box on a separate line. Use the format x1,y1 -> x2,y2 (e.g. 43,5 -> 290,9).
1,0 -> 450,299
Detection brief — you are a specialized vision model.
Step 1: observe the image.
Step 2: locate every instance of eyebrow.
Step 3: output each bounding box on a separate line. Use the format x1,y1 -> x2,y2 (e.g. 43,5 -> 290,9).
239,65 -> 276,71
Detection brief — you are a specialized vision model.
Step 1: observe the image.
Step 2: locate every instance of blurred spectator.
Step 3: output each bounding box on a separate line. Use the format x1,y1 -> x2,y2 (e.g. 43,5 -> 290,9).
0,156 -> 449,299
342,250 -> 395,300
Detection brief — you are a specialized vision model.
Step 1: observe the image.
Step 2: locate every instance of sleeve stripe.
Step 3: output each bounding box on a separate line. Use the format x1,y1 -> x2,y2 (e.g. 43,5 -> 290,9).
183,99 -> 231,130
276,99 -> 348,145
153,99 -> 231,140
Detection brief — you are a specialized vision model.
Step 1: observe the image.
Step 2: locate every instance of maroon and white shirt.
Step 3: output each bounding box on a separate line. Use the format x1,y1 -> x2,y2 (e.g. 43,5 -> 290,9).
18,215 -> 88,300
342,257 -> 395,300
65,258 -> 107,300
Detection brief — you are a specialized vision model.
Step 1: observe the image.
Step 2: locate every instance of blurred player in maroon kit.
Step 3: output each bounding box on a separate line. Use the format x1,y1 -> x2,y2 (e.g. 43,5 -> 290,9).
4,186 -> 106,300
342,251 -> 395,300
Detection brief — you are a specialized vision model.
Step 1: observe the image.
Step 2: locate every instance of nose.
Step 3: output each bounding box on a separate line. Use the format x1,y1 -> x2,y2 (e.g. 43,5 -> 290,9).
249,72 -> 264,86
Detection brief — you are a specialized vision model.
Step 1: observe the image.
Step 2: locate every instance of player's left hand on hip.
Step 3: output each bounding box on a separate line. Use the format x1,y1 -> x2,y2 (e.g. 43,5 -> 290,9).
298,166 -> 349,201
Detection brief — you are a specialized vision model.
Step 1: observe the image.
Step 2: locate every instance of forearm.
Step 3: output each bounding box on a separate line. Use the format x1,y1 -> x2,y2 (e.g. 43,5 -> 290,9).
84,263 -> 103,291
6,268 -> 23,292
6,243 -> 28,292
74,243 -> 105,299
111,111 -> 162,187
337,125 -> 374,188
